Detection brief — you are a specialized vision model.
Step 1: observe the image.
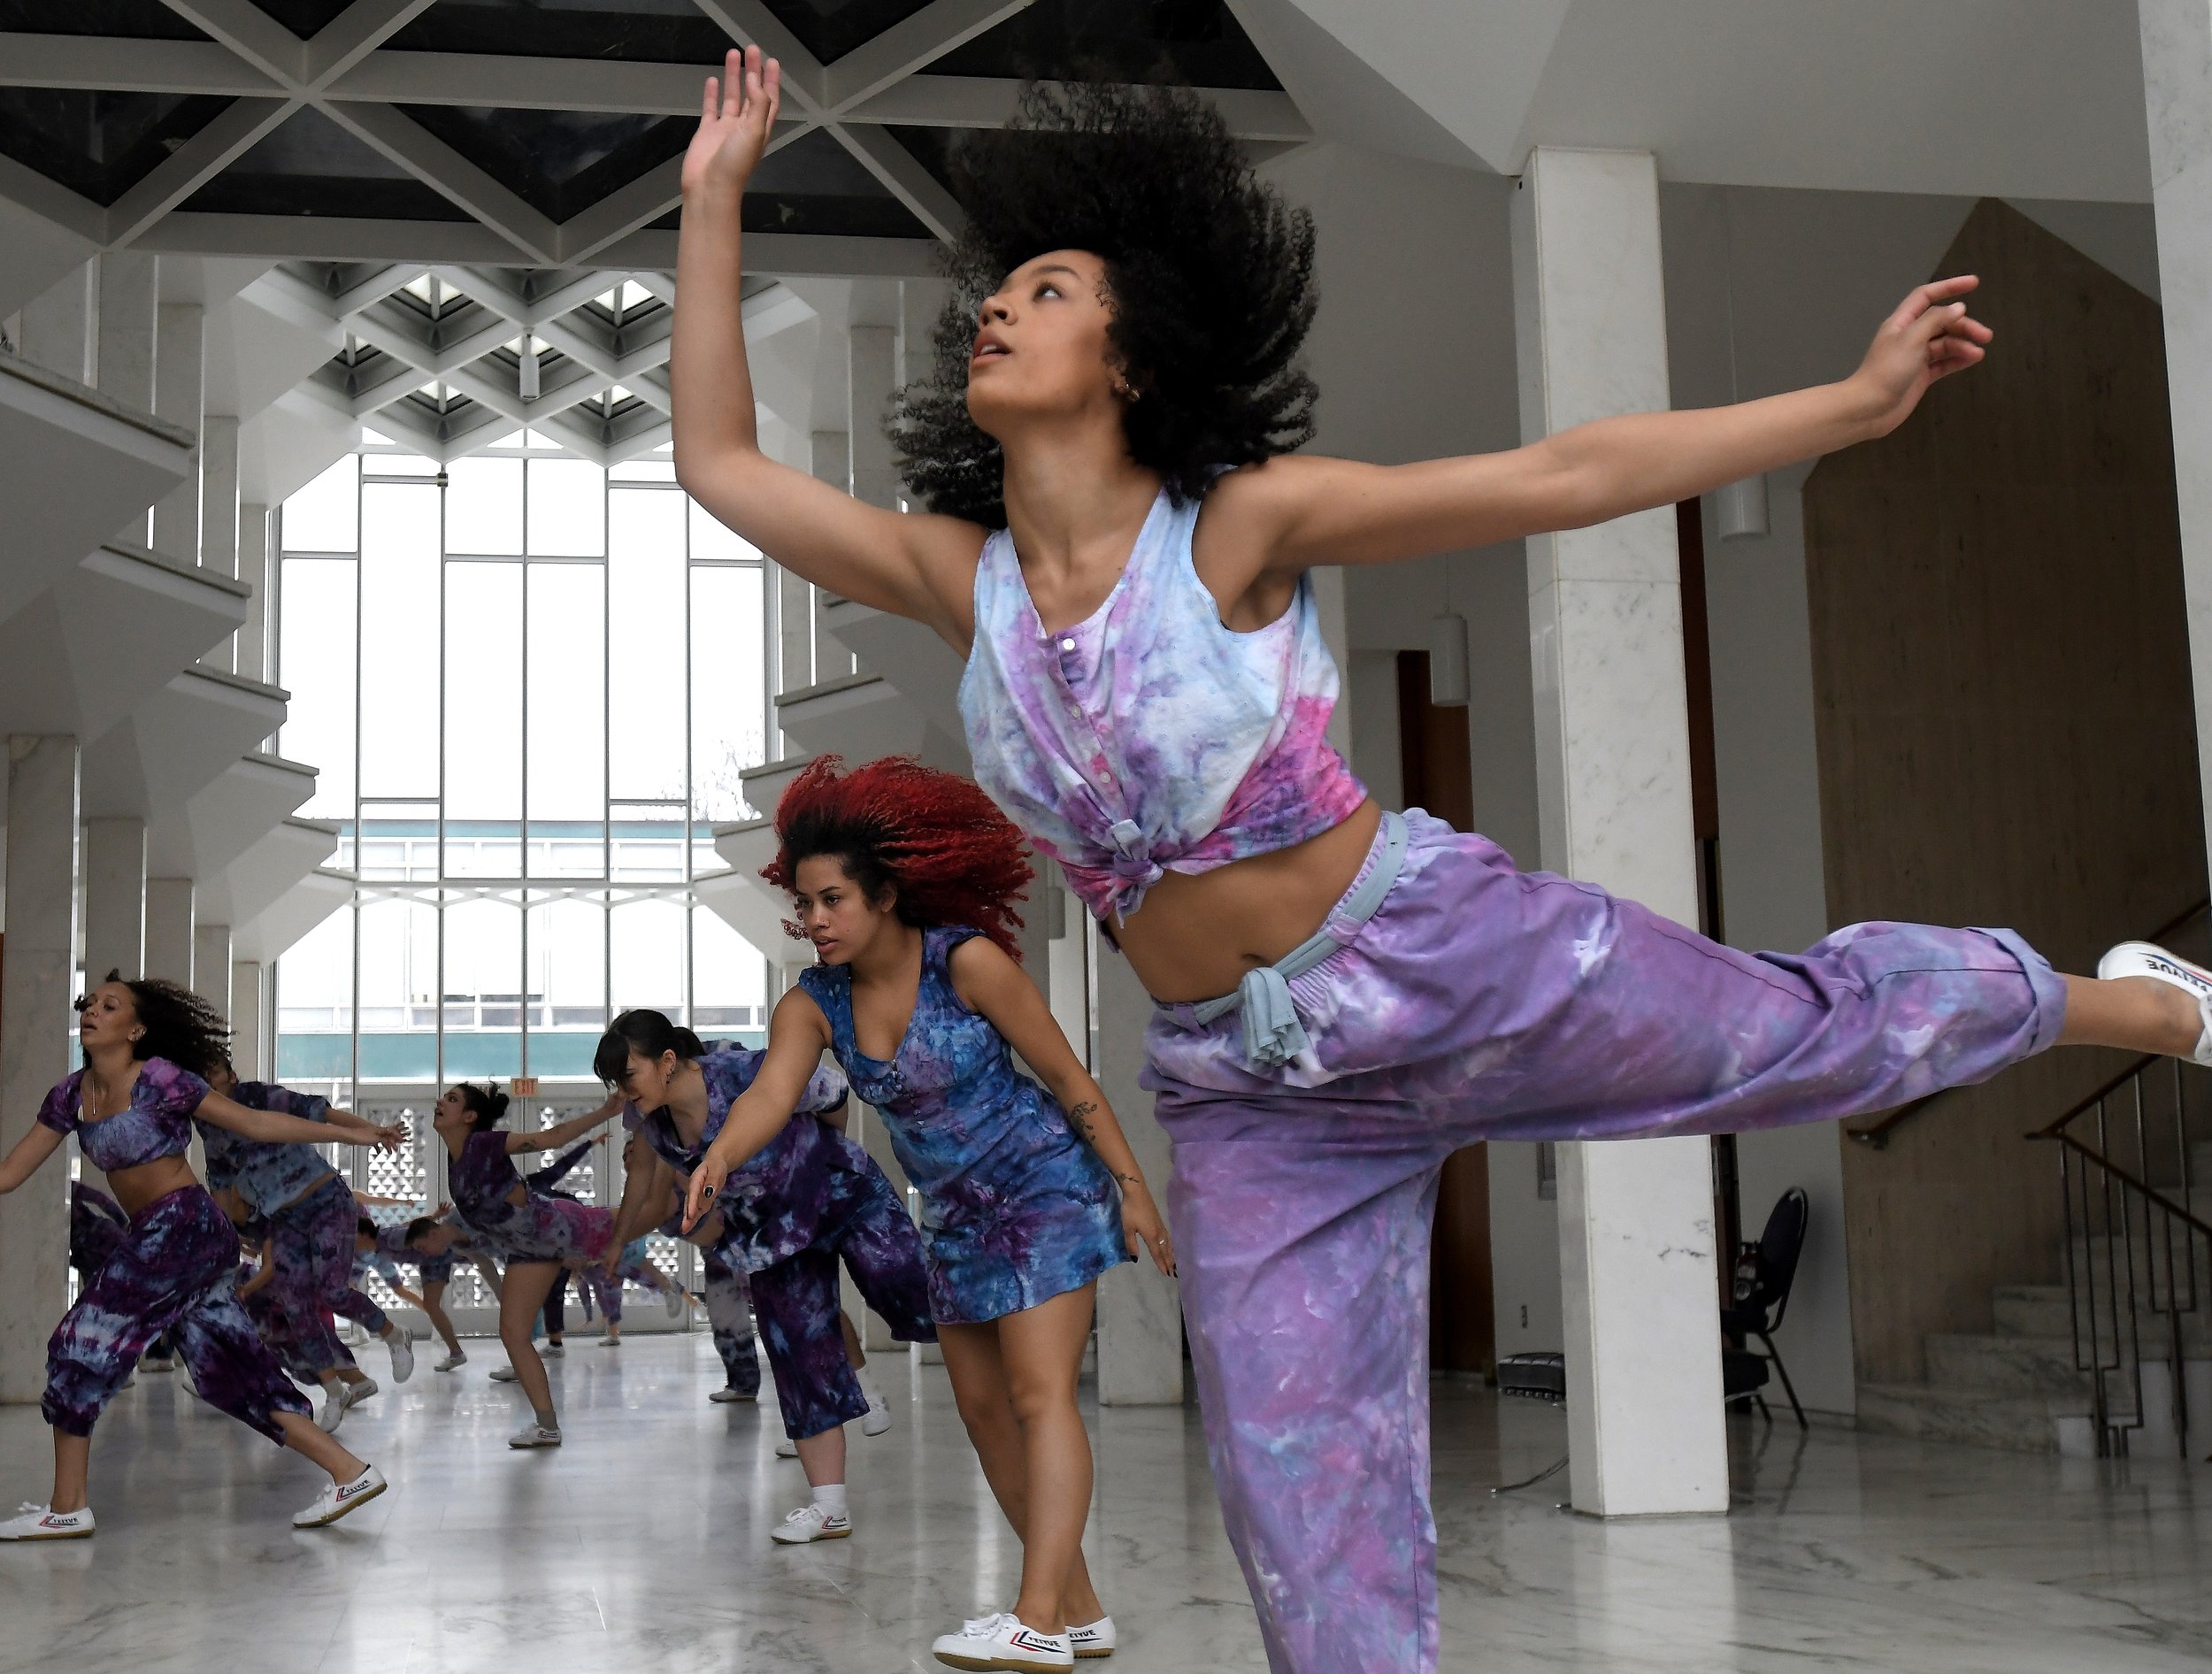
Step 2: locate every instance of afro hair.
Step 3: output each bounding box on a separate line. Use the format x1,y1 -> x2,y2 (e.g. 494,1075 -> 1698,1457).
764,756 -> 1033,958
889,81 -> 1319,529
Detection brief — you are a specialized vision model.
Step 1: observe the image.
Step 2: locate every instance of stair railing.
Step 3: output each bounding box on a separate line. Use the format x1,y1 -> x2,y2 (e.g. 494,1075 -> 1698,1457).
2029,1054 -> 2212,1457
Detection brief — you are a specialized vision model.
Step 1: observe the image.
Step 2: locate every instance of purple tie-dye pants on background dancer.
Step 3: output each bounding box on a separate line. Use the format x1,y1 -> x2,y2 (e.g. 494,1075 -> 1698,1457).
44,1186 -> 313,1440
1142,809 -> 2068,1674
257,1176 -> 391,1380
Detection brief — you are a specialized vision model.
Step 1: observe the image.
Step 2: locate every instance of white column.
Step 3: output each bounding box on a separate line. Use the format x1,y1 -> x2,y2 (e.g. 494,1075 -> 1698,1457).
192,924 -> 231,1014
2142,0 -> 2212,869
231,961 -> 265,1079
237,503 -> 272,680
0,737 -> 79,1402
808,427 -> 856,679
1512,146 -> 1726,1517
83,816 -> 147,980
144,879 -> 195,987
18,261 -> 96,386
202,413 -> 241,577
150,302 -> 204,565
96,252 -> 157,411
1094,943 -> 1181,1405
849,325 -> 901,511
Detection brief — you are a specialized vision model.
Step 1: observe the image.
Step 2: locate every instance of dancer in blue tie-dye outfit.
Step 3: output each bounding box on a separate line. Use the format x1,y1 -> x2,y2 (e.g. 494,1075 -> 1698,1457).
672,54 -> 2212,1673
0,975 -> 396,1538
683,758 -> 1173,1661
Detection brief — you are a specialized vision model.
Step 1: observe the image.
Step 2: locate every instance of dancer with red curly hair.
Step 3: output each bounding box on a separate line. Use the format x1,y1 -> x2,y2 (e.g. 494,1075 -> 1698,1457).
686,756 -> 1173,1671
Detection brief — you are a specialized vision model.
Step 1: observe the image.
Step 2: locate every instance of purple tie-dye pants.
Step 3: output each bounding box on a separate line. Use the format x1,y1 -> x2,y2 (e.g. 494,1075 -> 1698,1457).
256,1175 -> 390,1381
1142,810 -> 2067,1674
44,1185 -> 312,1440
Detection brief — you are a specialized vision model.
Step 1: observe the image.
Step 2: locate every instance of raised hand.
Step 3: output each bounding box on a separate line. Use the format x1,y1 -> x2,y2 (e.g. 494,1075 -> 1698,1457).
1851,276 -> 1993,438
683,44 -> 781,198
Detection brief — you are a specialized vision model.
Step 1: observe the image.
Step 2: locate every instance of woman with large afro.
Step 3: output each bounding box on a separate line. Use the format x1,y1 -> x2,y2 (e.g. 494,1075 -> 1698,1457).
672,46 -> 2212,1674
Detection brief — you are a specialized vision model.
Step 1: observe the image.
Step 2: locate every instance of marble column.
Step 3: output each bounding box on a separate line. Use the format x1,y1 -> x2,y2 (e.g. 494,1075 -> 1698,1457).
0,737 -> 79,1403
192,924 -> 231,1015
1094,947 -> 1181,1405
231,961 -> 265,1079
83,816 -> 148,980
96,253 -> 157,412
144,879 -> 195,987
201,414 -> 241,583
807,426 -> 856,680
2141,0 -> 2212,871
150,302 -> 204,566
18,261 -> 96,387
849,325 -> 901,511
1511,146 -> 1727,1517
236,503 -> 272,681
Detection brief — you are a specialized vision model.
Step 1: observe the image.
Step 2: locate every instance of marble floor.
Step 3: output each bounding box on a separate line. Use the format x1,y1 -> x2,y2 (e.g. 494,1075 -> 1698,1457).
2,1337 -> 2211,1672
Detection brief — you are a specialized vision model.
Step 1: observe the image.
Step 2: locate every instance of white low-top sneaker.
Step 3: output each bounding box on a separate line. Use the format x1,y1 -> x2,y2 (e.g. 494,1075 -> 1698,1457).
292,1466 -> 386,1528
434,1349 -> 467,1372
597,1333 -> 620,1348
508,1422 -> 563,1449
709,1385 -> 756,1404
1068,1616 -> 1116,1659
0,1502 -> 94,1541
769,1502 -> 851,1544
664,1285 -> 686,1319
775,1433 -> 800,1458
931,1612 -> 1073,1672
490,1364 -> 520,1383
2099,941 -> 2212,1064
345,1377 -> 380,1410
861,1389 -> 893,1438
316,1387 -> 349,1435
386,1332 -> 414,1384
541,1343 -> 564,1358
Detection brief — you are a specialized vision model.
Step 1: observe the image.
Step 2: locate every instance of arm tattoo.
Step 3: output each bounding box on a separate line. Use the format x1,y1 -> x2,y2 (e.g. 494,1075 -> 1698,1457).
1066,1100 -> 1101,1146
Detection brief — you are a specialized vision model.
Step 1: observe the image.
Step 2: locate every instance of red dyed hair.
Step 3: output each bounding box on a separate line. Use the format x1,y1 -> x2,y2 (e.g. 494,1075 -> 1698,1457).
764,756 -> 1033,958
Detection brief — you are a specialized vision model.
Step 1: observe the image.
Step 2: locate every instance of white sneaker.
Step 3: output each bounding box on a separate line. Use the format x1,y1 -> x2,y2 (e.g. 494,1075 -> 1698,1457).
386,1332 -> 415,1384
2100,941 -> 2212,1064
597,1333 -> 620,1348
541,1343 -> 564,1359
345,1377 -> 380,1409
862,1388 -> 893,1438
710,1385 -> 756,1404
316,1387 -> 349,1435
769,1502 -> 850,1544
775,1433 -> 800,1458
664,1285 -> 686,1319
292,1466 -> 386,1528
434,1350 -> 467,1372
490,1364 -> 519,1383
508,1422 -> 562,1449
1068,1616 -> 1116,1660
0,1502 -> 94,1541
931,1612 -> 1072,1671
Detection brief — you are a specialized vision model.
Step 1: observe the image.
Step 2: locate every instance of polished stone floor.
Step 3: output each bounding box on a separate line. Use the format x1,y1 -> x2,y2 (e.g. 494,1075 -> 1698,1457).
3,1336 -> 2211,1671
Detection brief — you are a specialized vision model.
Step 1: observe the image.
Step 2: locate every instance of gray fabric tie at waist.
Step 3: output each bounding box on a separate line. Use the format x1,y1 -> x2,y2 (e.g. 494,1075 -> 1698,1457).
1187,810 -> 1409,1069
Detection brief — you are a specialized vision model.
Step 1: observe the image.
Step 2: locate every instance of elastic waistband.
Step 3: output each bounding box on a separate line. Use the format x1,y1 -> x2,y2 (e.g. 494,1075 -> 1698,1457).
1180,810 -> 1409,1068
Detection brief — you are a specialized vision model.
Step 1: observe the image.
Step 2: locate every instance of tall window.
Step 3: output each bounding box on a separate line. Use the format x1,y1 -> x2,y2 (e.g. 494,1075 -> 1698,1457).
273,434 -> 773,1098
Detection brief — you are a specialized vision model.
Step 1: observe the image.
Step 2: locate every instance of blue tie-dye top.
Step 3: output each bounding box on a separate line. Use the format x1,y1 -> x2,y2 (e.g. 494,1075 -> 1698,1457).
959,483 -> 1368,924
626,1045 -> 857,1271
198,1081 -> 334,1210
800,925 -> 1121,1242
37,1057 -> 211,1172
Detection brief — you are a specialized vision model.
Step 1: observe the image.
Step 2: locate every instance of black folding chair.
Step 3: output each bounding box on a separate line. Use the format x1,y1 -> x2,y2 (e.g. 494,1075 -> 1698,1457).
1721,1186 -> 1809,1429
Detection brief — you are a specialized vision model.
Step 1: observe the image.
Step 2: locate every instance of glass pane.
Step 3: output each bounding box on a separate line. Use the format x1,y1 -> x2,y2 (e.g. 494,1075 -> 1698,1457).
692,905 -> 767,1039
611,807 -> 687,881
689,564 -> 765,820
357,481 -> 442,797
357,897 -> 437,1081
610,896 -> 685,1017
357,803 -> 438,881
526,561 -> 605,822
282,454 -> 357,552
688,497 -> 758,564
275,906 -> 354,1084
607,489 -> 687,800
528,896 -> 606,1076
526,457 -> 605,557
444,562 -> 521,826
446,456 -> 524,554
443,895 -> 523,1080
278,556 -> 356,817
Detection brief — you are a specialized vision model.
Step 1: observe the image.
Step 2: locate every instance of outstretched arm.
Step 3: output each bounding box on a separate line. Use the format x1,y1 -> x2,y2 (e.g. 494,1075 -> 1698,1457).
1219,277 -> 1993,585
0,1123 -> 65,1194
672,46 -> 984,646
949,938 -> 1175,1275
506,1095 -> 618,1156
197,1091 -> 400,1150
681,987 -> 831,1230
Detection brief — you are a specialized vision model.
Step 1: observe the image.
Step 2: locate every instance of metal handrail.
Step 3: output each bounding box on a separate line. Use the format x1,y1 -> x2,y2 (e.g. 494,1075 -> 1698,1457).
1847,898 -> 2211,1149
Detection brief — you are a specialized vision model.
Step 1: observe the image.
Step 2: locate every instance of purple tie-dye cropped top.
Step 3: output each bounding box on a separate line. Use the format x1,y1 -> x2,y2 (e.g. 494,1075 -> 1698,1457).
959,484 -> 1368,925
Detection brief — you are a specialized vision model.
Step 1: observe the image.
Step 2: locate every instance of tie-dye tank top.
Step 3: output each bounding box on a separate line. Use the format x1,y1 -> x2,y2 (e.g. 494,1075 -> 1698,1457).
959,483 -> 1367,924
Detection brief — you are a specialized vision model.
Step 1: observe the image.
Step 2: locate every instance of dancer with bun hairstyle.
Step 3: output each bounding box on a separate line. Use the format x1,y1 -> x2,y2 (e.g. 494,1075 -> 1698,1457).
672,48 -> 2212,1674
684,756 -> 1173,1670
429,1081 -> 612,1447
0,977 -> 392,1536
598,1009 -> 933,1544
